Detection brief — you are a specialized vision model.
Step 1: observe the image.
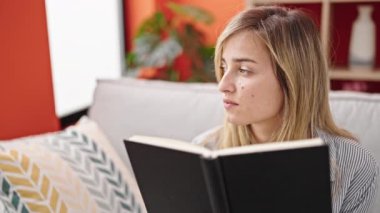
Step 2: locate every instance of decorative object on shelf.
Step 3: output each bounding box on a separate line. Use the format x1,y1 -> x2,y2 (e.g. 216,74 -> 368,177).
126,2 -> 215,82
349,5 -> 376,70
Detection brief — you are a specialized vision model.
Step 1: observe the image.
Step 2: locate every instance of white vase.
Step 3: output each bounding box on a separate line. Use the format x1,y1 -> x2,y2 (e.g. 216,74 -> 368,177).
349,5 -> 376,70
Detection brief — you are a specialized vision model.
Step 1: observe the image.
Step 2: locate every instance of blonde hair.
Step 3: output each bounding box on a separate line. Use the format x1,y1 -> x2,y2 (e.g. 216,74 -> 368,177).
213,6 -> 354,149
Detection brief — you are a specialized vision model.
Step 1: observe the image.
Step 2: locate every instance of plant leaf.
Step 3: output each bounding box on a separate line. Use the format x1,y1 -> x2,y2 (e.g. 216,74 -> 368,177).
167,2 -> 214,25
133,34 -> 183,67
136,12 -> 167,37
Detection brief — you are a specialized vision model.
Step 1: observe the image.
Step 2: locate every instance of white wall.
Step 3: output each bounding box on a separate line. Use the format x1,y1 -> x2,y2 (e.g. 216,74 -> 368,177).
45,0 -> 124,117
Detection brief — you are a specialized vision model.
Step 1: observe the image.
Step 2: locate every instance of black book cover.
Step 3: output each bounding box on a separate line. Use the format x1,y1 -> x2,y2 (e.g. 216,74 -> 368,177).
124,136 -> 331,213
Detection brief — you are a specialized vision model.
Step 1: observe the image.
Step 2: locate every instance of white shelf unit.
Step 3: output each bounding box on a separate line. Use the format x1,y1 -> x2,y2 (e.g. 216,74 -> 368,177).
248,0 -> 380,82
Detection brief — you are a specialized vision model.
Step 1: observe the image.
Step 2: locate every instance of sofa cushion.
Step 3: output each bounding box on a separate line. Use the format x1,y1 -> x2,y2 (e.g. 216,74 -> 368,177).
88,78 -> 224,170
0,118 -> 145,213
329,91 -> 380,165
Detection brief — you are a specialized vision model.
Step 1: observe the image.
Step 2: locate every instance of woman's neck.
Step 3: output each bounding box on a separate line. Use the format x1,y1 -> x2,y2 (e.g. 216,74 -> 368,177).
250,116 -> 282,143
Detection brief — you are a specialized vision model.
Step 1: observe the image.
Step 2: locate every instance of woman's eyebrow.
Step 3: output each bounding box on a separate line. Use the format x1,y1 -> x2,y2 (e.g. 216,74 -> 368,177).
221,57 -> 257,63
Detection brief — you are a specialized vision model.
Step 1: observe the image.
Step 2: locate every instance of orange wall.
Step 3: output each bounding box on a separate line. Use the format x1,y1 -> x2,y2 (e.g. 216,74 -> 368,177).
0,0 -> 60,139
177,0 -> 246,45
124,0 -> 245,49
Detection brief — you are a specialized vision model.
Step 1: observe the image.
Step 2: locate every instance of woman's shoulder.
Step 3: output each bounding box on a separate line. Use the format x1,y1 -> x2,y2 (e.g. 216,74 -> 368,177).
318,129 -> 378,188
318,129 -> 377,169
317,129 -> 379,211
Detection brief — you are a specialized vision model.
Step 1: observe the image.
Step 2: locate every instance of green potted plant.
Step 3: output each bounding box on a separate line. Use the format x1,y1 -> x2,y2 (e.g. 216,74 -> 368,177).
126,2 -> 215,82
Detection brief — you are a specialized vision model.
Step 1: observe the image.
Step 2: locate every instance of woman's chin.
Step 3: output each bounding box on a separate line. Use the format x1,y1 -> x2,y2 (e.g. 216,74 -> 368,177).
226,116 -> 249,126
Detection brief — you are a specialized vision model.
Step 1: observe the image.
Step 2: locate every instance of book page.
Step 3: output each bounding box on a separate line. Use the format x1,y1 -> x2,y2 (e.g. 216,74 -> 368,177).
212,138 -> 324,158
128,136 -> 324,159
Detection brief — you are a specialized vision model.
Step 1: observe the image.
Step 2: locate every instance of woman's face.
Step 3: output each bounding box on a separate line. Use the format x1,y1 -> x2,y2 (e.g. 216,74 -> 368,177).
219,30 -> 284,131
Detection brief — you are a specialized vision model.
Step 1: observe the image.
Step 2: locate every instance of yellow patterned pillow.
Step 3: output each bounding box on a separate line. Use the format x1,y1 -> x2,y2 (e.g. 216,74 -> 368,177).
0,118 -> 145,213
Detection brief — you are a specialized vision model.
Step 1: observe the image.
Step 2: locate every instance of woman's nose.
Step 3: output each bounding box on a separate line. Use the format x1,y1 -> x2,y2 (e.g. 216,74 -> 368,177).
218,71 -> 235,94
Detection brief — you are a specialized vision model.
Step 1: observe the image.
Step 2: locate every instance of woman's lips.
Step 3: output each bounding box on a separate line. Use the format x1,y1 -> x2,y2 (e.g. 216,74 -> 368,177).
223,99 -> 238,109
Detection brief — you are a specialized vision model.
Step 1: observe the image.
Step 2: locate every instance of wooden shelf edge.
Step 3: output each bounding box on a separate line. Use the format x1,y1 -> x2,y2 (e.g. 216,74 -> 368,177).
251,0 -> 322,4
331,0 -> 380,3
329,69 -> 380,81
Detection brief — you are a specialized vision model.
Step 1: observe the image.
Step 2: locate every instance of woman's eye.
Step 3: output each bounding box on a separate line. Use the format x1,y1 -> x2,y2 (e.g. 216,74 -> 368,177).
239,68 -> 250,73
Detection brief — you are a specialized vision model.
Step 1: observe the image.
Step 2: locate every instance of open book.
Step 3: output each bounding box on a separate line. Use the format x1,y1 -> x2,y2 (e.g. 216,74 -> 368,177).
124,136 -> 332,213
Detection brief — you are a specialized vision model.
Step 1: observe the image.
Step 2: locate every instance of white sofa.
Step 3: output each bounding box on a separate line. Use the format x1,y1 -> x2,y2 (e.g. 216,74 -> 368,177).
89,78 -> 380,211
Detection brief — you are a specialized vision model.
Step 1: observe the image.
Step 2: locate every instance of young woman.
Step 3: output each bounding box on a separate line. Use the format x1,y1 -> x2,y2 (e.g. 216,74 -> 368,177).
193,6 -> 378,213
